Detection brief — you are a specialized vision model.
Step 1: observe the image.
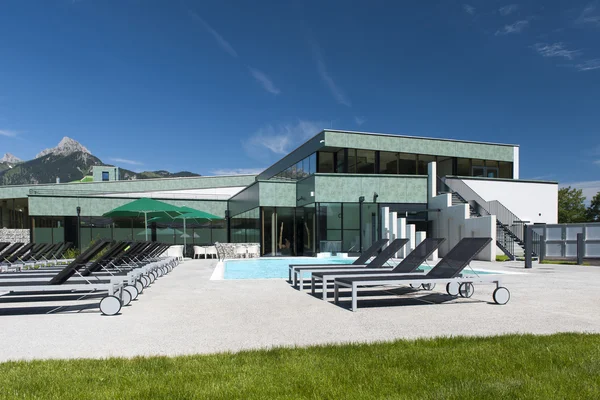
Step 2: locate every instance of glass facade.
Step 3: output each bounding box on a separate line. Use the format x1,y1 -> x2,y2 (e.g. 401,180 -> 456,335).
306,149 -> 513,179
271,153 -> 317,181
317,202 -> 378,253
32,216 -> 227,247
231,208 -> 260,244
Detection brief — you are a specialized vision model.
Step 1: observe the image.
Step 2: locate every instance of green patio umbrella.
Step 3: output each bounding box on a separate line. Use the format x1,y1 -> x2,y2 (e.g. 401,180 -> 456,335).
149,206 -> 222,252
103,198 -> 184,241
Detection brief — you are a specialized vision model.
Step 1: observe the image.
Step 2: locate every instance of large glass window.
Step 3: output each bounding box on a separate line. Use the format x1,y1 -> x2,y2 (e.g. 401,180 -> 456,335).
318,203 -> 342,252
361,203 -> 378,253
231,208 -> 260,244
318,152 -> 334,173
342,203 -> 360,252
301,205 -> 316,255
499,162 -> 513,179
307,153 -> 316,175
437,156 -> 453,177
336,149 -> 346,173
399,153 -> 417,174
485,160 -> 499,178
417,155 -> 436,175
379,152 -> 398,174
472,159 -> 485,177
347,149 -> 357,173
355,150 -> 375,174
457,158 -> 470,176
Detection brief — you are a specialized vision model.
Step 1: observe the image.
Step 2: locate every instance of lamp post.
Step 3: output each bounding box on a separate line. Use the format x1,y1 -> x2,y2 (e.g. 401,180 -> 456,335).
358,196 -> 365,253
76,206 -> 81,251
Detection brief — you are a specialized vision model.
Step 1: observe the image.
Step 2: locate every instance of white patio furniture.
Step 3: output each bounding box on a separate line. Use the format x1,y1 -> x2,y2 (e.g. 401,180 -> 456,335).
193,246 -> 204,259
235,245 -> 248,258
205,245 -> 218,259
247,245 -> 260,258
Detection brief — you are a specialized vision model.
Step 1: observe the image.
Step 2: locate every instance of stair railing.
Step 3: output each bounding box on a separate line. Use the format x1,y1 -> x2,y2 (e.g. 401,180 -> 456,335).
487,200 -> 525,243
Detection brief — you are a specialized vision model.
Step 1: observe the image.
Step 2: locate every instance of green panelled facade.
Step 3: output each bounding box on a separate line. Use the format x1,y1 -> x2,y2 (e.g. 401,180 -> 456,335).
0,130 -> 519,256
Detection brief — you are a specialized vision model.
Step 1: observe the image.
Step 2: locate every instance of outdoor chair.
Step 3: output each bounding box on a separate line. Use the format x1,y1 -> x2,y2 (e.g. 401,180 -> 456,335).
333,237 -> 510,311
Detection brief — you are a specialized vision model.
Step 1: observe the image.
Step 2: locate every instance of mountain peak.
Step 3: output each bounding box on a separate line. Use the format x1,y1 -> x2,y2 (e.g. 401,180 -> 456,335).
36,137 -> 91,159
0,153 -> 22,164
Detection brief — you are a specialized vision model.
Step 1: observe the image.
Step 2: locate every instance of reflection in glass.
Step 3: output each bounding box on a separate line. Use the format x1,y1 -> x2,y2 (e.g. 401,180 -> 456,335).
379,152 -> 398,174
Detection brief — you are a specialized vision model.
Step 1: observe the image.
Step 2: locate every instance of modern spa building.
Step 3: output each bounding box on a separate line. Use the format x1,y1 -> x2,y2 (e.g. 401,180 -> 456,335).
0,130 -> 558,260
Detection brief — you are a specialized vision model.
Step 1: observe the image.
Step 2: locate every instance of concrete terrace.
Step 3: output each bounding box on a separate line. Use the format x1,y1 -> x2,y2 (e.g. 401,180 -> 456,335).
1,259 -> 599,362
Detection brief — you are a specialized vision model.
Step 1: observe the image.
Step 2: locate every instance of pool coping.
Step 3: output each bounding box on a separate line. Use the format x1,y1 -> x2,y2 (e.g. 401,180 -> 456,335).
211,257 -> 526,281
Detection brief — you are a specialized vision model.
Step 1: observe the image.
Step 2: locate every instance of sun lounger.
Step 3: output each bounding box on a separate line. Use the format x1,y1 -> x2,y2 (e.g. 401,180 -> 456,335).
0,243 -> 23,263
0,240 -> 127,315
310,238 -> 445,300
333,237 -> 509,311
1,243 -> 36,269
290,239 -> 408,290
288,239 -> 389,283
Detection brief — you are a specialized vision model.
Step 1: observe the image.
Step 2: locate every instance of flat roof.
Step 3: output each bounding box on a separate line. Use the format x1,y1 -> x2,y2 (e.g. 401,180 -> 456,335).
323,129 -> 519,148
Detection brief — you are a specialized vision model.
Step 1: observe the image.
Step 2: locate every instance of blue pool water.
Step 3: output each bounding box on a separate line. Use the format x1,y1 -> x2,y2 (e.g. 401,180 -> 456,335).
222,257 -> 494,280
223,257 -> 354,279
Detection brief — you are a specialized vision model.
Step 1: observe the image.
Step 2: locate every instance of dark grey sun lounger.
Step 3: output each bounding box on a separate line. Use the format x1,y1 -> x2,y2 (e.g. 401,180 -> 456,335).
333,237 -> 510,311
291,239 -> 409,290
0,240 -> 126,315
0,242 -> 24,263
310,237 -> 446,300
288,238 -> 389,283
0,242 -> 10,255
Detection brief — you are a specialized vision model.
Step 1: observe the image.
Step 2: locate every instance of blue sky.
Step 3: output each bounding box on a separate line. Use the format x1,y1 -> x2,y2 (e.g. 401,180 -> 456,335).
0,1 -> 598,197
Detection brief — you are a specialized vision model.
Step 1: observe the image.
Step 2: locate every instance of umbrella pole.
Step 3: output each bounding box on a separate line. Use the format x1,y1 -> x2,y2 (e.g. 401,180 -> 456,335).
183,218 -> 187,257
145,211 -> 148,241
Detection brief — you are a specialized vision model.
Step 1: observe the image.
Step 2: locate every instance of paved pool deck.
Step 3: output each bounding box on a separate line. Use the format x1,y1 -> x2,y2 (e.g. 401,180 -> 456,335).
1,259 -> 599,361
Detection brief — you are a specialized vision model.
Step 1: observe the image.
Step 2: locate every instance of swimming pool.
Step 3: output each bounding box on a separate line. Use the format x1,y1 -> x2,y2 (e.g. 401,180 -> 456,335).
223,257 -> 354,280
221,257 -> 495,280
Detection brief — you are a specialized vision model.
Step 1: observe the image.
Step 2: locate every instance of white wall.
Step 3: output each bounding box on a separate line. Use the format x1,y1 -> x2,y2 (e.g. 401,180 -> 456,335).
428,163 -> 497,261
458,178 -> 558,224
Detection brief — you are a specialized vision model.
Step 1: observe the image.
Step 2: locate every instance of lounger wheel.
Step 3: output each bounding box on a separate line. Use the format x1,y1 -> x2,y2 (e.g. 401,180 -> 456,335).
121,288 -> 132,306
446,282 -> 459,296
493,287 -> 510,305
135,279 -> 144,294
149,272 -> 156,283
125,285 -> 139,301
141,276 -> 150,288
99,295 -> 121,316
421,283 -> 436,291
458,282 -> 474,298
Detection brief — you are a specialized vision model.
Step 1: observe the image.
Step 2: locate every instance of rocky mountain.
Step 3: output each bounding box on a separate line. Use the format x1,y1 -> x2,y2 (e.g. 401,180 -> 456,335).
36,137 -> 91,158
0,137 -> 200,185
1,153 -> 22,164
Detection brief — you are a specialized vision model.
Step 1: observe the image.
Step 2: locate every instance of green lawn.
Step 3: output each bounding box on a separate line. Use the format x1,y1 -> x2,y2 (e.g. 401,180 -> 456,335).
1,334 -> 599,399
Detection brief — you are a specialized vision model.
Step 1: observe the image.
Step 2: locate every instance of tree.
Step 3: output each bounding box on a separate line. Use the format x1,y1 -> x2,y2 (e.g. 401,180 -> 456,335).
558,187 -> 587,223
587,191 -> 600,222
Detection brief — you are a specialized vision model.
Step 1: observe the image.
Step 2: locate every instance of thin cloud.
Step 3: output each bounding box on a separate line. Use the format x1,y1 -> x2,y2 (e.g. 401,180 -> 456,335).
463,4 -> 475,15
354,116 -> 366,126
0,129 -> 18,137
576,59 -> 600,71
495,20 -> 529,35
594,160 -> 600,165
110,157 -> 144,166
245,120 -> 325,157
531,42 -> 581,60
499,4 -> 519,16
577,3 -> 600,26
248,67 -> 281,95
312,45 -> 351,107
189,11 -> 238,58
210,168 -> 265,176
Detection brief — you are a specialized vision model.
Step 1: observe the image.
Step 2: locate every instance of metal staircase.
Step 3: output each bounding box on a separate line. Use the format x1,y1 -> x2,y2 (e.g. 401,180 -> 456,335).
437,177 -> 529,260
